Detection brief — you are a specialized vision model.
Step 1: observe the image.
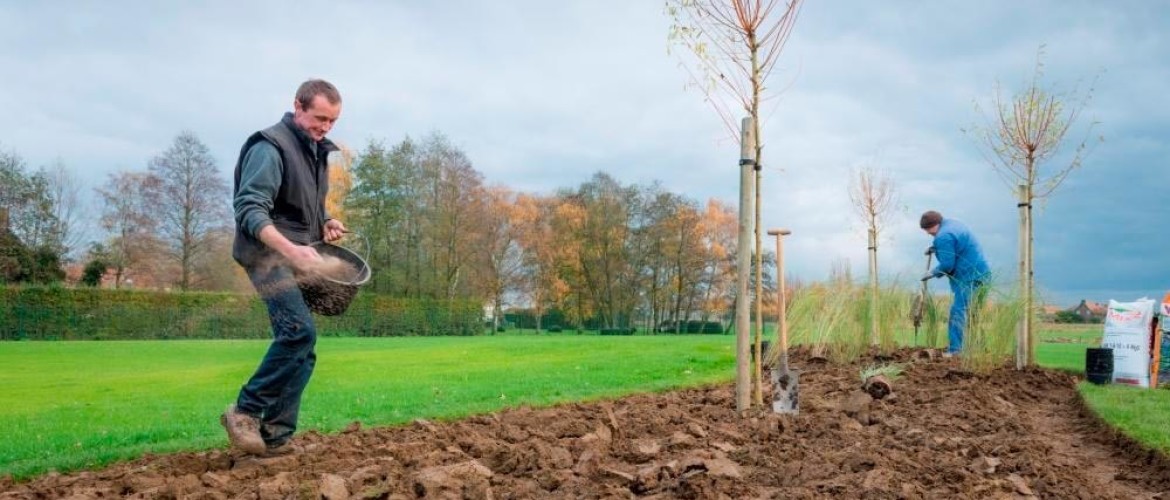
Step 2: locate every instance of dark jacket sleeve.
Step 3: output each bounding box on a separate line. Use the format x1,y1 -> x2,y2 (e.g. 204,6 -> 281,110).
233,141 -> 282,239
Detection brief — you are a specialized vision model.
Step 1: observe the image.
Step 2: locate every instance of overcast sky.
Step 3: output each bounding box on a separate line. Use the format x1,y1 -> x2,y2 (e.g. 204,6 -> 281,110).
2,1 -> 1167,307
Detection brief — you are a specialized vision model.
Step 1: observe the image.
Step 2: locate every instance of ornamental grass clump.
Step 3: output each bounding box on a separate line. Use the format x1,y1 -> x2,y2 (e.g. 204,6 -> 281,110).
859,362 -> 904,382
783,281 -> 866,364
963,285 -> 1025,373
859,362 -> 904,399
858,280 -> 914,352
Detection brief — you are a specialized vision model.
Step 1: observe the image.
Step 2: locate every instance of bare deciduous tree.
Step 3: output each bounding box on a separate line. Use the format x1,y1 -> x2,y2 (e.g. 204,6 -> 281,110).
148,131 -> 230,291
42,159 -> 88,260
967,47 -> 1101,367
96,172 -> 162,289
667,0 -> 803,410
847,167 -> 898,348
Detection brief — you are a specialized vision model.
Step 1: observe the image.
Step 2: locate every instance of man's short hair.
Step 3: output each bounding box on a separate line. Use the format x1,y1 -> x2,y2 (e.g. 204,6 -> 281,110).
295,79 -> 341,110
920,210 -> 943,229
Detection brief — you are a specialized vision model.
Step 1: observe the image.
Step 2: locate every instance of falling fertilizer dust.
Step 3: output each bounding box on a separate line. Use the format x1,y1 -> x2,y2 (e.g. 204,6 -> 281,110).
308,255 -> 358,282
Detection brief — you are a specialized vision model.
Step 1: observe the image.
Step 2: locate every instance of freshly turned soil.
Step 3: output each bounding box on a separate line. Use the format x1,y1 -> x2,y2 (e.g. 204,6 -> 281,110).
4,348 -> 1169,499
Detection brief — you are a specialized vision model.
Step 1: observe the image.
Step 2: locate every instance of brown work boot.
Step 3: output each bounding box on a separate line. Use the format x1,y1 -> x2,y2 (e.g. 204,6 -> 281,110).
220,405 -> 266,455
263,440 -> 303,457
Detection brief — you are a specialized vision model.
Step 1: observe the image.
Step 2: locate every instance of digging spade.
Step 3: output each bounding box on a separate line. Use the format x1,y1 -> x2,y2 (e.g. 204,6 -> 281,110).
912,247 -> 934,345
768,228 -> 799,414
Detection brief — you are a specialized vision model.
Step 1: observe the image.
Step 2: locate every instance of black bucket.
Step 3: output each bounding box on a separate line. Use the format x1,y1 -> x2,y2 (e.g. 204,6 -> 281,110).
752,340 -> 772,362
297,238 -> 371,316
1085,347 -> 1114,385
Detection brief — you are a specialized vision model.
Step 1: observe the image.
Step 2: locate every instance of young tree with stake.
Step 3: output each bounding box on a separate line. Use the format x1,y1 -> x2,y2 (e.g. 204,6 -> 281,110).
847,167 -> 898,349
967,47 -> 1100,367
667,0 -> 803,412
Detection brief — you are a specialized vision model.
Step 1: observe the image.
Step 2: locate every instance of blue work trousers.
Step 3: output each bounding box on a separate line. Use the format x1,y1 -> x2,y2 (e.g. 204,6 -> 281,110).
236,264 -> 317,447
947,277 -> 987,354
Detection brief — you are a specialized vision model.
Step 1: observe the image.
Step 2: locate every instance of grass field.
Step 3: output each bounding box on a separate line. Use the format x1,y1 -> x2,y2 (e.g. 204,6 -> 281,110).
2,322 -> 1168,481
0,335 -> 736,480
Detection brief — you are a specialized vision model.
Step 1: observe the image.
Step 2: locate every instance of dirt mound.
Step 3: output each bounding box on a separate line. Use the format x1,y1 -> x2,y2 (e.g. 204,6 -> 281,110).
4,349 -> 1169,499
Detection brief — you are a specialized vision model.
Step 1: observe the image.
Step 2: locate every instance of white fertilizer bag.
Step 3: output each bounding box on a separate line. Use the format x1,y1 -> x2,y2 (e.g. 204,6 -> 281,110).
1102,298 -> 1156,388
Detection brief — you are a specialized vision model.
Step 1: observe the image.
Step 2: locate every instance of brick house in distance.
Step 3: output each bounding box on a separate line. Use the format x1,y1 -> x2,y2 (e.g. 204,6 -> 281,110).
1040,304 -> 1063,321
1071,299 -> 1107,322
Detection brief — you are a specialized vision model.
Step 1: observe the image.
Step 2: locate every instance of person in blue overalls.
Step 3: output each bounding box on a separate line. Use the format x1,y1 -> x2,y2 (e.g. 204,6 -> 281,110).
920,210 -> 991,357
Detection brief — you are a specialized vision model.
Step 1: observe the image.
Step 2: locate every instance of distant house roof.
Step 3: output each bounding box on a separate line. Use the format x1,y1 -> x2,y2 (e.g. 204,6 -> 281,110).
1072,299 -> 1107,316
1084,301 -> 1107,315
1041,305 -> 1062,315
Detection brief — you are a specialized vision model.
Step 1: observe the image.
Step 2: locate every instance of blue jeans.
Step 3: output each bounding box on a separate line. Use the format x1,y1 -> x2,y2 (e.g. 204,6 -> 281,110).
236,264 -> 317,447
947,277 -> 987,354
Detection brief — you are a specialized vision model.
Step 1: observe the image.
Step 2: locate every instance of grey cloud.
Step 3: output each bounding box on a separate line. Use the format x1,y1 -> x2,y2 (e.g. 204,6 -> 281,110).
1,0 -> 1167,304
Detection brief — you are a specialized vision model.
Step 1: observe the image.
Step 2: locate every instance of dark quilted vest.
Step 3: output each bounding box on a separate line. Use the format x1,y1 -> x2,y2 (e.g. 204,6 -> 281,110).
232,114 -> 337,267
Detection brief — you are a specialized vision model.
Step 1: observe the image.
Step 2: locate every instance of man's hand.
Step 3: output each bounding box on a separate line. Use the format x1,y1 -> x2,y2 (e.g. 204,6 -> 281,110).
921,272 -> 935,282
324,219 -> 347,243
283,244 -> 324,273
257,225 -> 324,273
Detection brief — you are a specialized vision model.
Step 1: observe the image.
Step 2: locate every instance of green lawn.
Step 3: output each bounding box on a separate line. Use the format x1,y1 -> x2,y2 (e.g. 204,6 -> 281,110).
0,335 -> 736,480
2,323 -> 1168,482
1033,323 -> 1170,456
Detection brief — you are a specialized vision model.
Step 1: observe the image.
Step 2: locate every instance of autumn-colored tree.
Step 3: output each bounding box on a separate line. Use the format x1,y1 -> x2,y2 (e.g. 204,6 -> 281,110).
551,196 -> 593,330
340,129 -> 752,338
968,47 -> 1100,367
513,193 -> 567,331
326,142 -> 355,223
147,131 -> 230,291
639,187 -> 707,332
696,199 -> 739,325
474,186 -> 524,331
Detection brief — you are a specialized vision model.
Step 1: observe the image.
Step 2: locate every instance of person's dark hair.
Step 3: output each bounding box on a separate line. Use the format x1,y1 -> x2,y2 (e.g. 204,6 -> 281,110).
919,210 -> 943,229
295,79 -> 341,110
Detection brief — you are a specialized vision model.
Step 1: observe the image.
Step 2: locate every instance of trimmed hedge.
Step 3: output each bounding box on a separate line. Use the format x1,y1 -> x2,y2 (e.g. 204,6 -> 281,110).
599,327 -> 636,336
0,286 -> 483,340
655,320 -> 726,334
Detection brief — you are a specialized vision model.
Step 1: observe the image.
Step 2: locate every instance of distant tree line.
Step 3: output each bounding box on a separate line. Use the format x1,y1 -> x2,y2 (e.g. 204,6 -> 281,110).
2,131 -> 776,330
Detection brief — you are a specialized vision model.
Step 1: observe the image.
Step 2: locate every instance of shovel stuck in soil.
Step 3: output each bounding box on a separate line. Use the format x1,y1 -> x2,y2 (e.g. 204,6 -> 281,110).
768,228 -> 799,414
771,366 -> 800,413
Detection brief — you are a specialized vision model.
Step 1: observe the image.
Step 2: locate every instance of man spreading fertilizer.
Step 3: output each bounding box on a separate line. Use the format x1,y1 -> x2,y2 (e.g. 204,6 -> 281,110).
222,79 -> 348,455
919,210 -> 991,357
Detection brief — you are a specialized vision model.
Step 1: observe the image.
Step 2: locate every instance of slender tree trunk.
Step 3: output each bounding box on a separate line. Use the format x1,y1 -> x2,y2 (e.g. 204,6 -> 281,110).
1025,178 -> 1035,365
1016,184 -> 1028,369
749,31 -> 765,409
868,228 -> 878,347
753,166 -> 764,407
